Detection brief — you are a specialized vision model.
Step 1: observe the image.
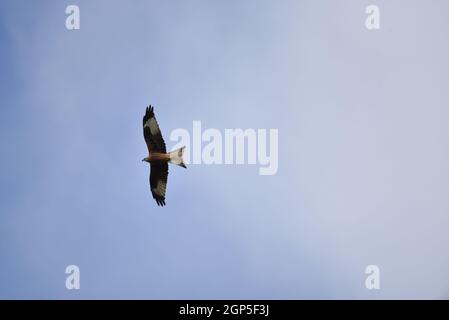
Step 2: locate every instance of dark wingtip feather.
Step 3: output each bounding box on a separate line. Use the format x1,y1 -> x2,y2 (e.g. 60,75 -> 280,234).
143,105 -> 156,126
144,105 -> 154,118
155,197 -> 166,207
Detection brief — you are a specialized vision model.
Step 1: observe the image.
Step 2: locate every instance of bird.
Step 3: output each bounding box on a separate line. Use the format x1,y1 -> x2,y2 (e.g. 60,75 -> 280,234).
142,105 -> 186,206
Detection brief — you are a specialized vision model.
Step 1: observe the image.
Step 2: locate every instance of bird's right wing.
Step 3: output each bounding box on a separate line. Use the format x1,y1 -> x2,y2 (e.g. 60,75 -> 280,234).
149,162 -> 168,206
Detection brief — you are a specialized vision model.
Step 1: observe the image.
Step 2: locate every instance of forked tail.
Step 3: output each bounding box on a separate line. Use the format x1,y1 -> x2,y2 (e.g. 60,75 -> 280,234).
168,146 -> 187,168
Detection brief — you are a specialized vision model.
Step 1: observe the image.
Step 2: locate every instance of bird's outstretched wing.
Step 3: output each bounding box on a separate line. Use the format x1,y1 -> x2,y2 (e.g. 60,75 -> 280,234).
143,105 -> 166,153
150,163 -> 168,206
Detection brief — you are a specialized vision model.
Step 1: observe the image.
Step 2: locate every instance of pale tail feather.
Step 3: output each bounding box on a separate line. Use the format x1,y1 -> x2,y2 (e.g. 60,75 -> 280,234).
169,146 -> 186,168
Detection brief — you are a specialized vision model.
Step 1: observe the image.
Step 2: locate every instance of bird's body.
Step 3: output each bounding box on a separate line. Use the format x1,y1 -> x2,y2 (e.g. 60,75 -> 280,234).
143,152 -> 170,163
142,106 -> 186,206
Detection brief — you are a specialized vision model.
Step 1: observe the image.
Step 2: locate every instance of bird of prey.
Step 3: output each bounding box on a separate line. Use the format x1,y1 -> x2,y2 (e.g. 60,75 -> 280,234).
142,105 -> 186,206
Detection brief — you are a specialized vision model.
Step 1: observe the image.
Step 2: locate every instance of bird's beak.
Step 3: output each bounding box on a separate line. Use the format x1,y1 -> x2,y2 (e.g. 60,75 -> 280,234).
142,158 -> 145,162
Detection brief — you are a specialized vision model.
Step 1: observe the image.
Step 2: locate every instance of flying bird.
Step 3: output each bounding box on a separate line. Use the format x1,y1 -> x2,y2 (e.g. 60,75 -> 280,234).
142,105 -> 186,206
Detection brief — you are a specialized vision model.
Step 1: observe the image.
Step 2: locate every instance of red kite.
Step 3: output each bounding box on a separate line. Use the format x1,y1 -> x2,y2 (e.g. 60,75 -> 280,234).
142,106 -> 186,206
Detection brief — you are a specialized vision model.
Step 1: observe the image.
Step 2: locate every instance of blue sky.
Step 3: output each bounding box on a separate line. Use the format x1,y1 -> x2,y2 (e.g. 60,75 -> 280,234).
1,0 -> 449,299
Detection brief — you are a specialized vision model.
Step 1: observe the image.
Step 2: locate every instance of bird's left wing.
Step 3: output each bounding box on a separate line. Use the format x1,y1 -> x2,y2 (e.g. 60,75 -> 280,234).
143,105 -> 167,153
149,162 -> 168,206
